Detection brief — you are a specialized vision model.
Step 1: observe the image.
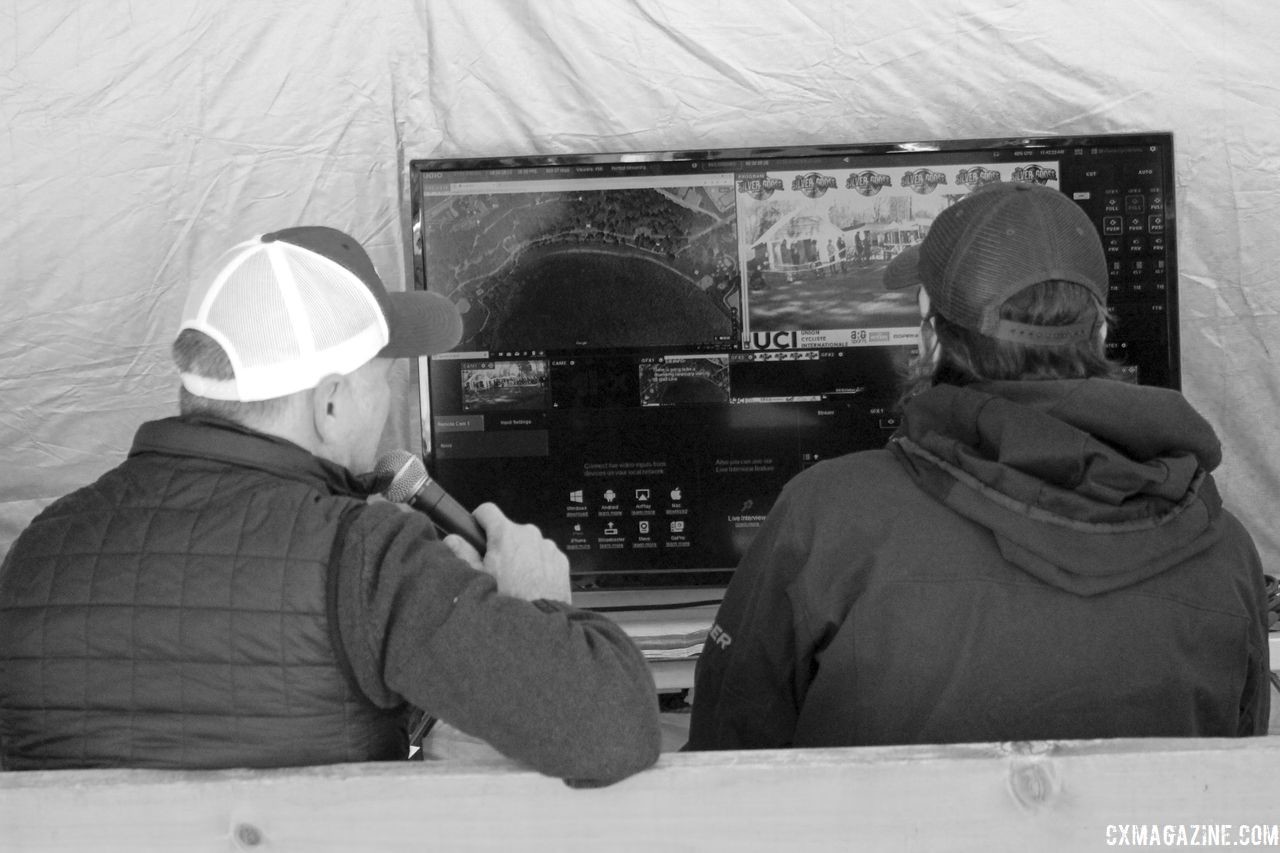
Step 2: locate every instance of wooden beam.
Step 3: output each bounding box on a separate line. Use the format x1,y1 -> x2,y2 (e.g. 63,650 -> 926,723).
3,738 -> 1280,851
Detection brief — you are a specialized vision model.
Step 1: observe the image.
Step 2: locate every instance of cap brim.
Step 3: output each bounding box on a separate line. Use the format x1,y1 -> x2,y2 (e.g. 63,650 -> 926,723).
380,290 -> 463,357
882,245 -> 923,291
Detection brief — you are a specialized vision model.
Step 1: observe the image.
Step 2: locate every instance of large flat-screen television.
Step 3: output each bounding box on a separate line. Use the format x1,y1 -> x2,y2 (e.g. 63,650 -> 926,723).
408,131 -> 1178,596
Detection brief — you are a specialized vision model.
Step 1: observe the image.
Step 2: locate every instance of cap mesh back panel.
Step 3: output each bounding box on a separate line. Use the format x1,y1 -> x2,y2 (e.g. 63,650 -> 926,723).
285,248 -> 381,354
204,251 -> 303,371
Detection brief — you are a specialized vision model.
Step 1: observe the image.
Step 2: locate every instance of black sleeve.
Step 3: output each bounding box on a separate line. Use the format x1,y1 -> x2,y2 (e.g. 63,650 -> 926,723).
1240,567 -> 1273,736
1225,512 -> 1272,736
334,503 -> 662,784
685,484 -> 813,750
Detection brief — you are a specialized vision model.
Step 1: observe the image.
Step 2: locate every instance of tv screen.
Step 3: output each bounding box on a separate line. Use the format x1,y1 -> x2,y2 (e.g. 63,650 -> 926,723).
408,132 -> 1178,593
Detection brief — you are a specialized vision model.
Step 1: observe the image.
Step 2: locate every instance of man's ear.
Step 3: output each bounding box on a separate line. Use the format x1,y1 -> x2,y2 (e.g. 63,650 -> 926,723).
921,315 -> 942,367
310,373 -> 346,443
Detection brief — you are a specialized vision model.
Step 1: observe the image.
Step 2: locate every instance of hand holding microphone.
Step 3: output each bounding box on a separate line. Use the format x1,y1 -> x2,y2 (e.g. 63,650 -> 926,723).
374,449 -> 487,553
374,450 -> 570,603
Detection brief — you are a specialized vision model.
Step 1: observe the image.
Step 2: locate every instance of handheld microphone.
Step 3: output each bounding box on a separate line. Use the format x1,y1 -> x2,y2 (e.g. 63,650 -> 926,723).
373,449 -> 487,554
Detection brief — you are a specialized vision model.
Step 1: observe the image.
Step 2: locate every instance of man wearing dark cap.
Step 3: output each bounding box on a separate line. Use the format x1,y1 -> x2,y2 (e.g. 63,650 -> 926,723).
687,182 -> 1270,750
0,227 -> 661,784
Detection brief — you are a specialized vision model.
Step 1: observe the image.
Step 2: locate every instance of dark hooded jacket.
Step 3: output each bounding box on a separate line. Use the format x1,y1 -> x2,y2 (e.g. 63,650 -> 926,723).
686,379 -> 1269,749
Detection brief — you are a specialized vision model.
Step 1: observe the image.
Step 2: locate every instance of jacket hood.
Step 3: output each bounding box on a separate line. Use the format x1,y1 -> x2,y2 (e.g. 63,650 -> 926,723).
892,379 -> 1225,595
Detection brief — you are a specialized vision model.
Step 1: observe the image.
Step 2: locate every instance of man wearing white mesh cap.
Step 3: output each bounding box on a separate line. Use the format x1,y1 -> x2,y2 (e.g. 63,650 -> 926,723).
688,182 -> 1269,751
0,227 -> 661,784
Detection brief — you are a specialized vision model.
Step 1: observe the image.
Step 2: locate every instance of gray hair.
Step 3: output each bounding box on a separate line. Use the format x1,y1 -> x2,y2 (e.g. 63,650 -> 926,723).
172,329 -> 292,424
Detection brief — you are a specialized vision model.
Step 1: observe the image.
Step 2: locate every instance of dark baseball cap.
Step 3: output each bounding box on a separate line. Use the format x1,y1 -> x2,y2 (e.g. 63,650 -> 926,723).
884,182 -> 1108,345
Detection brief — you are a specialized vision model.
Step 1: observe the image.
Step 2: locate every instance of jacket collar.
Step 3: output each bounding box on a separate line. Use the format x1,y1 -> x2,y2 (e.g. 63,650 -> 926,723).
130,416 -> 378,499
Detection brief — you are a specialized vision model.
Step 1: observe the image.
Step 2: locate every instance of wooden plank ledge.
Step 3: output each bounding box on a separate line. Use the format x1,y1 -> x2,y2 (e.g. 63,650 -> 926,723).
3,738 -> 1280,851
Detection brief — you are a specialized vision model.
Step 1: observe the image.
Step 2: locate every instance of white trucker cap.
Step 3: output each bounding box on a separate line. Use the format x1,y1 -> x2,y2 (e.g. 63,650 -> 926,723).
178,226 -> 461,402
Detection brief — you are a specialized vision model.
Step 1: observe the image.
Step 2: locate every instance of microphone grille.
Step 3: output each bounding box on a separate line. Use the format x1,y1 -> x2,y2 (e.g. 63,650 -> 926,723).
373,449 -> 428,504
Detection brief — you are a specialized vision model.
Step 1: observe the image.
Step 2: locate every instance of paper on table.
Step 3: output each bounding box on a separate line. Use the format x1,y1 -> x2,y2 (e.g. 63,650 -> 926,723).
604,604 -> 717,660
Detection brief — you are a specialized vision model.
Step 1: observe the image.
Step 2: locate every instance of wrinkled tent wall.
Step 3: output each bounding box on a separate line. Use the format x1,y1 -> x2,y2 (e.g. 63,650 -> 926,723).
3,1 -> 1278,568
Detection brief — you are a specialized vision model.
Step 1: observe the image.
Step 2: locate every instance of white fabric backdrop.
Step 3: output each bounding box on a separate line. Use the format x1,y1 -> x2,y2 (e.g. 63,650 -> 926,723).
3,0 -> 1277,568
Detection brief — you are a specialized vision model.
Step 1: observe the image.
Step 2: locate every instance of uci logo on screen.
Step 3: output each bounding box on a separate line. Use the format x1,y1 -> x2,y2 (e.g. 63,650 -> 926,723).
750,331 -> 800,350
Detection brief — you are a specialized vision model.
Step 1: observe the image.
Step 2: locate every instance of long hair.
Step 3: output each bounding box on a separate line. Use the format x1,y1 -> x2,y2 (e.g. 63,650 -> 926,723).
898,279 -> 1128,406
172,329 -> 291,423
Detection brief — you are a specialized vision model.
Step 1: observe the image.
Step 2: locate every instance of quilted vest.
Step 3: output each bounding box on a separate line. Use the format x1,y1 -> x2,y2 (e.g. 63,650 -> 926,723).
0,420 -> 409,769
